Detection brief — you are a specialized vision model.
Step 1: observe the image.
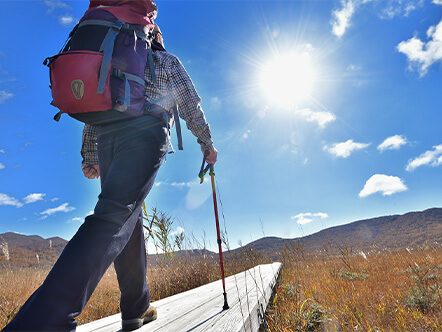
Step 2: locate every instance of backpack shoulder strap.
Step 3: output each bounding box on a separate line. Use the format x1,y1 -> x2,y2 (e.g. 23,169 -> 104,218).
78,19 -> 155,93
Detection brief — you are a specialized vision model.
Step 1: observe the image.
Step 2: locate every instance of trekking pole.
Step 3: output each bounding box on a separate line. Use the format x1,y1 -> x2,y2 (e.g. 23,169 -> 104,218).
199,156 -> 229,311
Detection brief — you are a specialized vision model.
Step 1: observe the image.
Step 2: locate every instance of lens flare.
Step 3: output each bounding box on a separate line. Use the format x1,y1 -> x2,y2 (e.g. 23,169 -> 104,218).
265,23 -> 280,40
185,181 -> 211,210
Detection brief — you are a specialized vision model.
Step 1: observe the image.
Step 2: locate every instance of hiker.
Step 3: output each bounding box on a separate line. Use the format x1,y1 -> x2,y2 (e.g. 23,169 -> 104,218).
3,11 -> 217,332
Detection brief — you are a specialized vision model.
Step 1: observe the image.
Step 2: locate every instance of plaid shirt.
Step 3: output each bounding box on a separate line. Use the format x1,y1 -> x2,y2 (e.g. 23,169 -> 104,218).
81,50 -> 214,165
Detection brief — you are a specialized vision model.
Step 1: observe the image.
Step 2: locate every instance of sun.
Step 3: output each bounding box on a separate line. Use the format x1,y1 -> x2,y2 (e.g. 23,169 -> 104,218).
259,51 -> 315,106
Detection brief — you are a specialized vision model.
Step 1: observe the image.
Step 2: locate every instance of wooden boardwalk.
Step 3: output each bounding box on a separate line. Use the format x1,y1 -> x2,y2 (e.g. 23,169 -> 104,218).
77,262 -> 282,332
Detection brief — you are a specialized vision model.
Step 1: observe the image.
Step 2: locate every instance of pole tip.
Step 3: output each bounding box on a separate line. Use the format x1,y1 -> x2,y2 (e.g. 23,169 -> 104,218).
222,293 -> 229,310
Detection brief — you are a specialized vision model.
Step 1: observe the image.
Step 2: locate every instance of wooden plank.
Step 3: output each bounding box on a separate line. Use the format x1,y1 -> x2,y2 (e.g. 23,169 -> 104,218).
77,262 -> 282,332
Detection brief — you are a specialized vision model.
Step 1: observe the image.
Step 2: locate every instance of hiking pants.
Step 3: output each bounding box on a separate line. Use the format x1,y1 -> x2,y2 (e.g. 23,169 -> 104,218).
3,116 -> 169,331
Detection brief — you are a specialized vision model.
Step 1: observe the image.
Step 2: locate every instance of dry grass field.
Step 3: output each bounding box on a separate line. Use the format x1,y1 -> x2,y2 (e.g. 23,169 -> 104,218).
1,207 -> 441,331
1,244 -> 441,331
0,248 -> 264,329
267,244 -> 442,331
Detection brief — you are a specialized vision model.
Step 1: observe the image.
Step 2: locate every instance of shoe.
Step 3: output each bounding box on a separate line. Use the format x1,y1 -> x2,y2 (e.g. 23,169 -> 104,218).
122,306 -> 157,331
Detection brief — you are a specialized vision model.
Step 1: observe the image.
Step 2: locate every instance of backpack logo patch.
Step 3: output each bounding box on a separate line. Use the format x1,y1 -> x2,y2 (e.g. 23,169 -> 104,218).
71,80 -> 84,100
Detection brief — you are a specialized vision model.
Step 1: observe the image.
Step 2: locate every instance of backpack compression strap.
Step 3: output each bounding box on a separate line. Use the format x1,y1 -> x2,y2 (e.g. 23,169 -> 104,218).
111,69 -> 147,112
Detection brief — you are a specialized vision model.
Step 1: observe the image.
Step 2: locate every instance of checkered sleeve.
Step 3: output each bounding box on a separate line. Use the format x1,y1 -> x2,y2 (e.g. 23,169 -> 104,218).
81,124 -> 99,165
166,56 -> 214,151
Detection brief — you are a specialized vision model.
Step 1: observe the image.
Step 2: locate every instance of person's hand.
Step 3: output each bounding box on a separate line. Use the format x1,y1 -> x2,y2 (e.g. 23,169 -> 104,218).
205,148 -> 218,165
82,164 -> 100,179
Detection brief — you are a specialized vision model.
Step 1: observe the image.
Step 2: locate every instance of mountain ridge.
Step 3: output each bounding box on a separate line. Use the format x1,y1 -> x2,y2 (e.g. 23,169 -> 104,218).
230,207 -> 442,259
1,207 -> 441,266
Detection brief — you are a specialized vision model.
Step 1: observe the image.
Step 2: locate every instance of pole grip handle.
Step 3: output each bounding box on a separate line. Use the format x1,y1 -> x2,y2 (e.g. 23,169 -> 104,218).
198,151 -> 214,184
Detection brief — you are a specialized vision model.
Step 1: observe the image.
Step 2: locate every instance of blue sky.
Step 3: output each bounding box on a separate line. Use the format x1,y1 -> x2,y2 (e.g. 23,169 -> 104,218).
1,0 -> 441,252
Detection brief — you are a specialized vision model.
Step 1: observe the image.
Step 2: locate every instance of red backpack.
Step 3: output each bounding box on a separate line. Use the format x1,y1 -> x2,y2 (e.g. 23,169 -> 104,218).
43,0 -> 159,125
43,1 -> 183,150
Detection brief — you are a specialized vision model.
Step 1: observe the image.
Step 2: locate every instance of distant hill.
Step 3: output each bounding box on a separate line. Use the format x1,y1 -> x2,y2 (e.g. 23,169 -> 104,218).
0,231 -> 215,268
1,208 -> 441,267
0,232 -> 68,267
229,208 -> 442,260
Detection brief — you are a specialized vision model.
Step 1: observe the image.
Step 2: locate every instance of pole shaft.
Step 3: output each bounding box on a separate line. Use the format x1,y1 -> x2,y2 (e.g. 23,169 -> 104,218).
211,173 -> 227,294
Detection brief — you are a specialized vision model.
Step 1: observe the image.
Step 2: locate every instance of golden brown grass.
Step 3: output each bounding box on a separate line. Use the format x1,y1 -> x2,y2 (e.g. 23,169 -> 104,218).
266,244 -> 442,331
0,206 -> 268,329
0,267 -> 49,328
2,245 -> 441,331
0,249 -> 264,329
1,206 -> 440,331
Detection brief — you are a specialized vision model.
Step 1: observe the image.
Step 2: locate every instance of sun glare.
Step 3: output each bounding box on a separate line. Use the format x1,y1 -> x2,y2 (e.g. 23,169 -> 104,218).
259,52 -> 315,106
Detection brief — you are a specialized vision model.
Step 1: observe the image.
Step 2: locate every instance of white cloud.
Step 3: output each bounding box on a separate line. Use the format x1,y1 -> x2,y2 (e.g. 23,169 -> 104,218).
0,193 -> 23,208
41,203 -> 75,216
51,197 -> 60,202
300,43 -> 314,52
67,217 -> 83,224
0,149 -> 5,153
331,1 -> 426,38
44,1 -> 77,27
397,20 -> 442,76
155,180 -> 196,188
0,90 -> 13,104
331,0 -> 356,38
380,0 -> 424,19
172,181 -> 194,187
44,0 -> 71,14
378,135 -> 408,152
23,193 -> 46,204
406,144 -> 442,171
59,15 -> 75,27
344,63 -> 367,86
434,0 -> 442,4
0,163 -> 4,170
359,174 -> 407,197
21,142 -> 34,150
404,1 -> 421,16
295,108 -> 336,128
291,212 -> 329,225
346,64 -> 361,72
324,139 -> 371,158
171,226 -> 185,237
